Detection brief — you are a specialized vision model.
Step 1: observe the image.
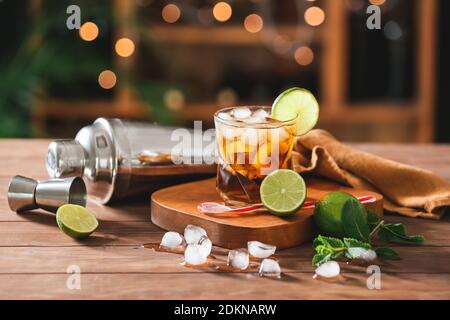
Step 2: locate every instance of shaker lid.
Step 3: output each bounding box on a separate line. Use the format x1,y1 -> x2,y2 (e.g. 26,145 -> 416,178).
46,140 -> 86,178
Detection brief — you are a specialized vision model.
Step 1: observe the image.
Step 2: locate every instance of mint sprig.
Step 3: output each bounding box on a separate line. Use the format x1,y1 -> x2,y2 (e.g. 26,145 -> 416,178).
311,199 -> 425,266
312,235 -> 372,266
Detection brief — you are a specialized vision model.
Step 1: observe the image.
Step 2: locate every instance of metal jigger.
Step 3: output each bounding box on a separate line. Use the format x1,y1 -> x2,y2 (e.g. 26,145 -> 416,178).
7,175 -> 87,213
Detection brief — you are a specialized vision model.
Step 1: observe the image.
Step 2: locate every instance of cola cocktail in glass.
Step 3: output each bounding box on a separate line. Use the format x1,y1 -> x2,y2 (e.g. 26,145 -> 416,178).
214,106 -> 297,205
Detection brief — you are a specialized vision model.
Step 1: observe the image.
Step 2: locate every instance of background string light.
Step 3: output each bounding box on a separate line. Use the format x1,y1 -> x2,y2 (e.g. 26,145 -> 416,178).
98,70 -> 117,89
304,6 -> 325,26
162,3 -> 181,23
213,2 -> 233,22
244,14 -> 264,33
256,0 -> 319,65
164,89 -> 185,111
115,38 -> 135,58
95,0 -> 329,97
294,46 -> 314,66
79,22 -> 99,41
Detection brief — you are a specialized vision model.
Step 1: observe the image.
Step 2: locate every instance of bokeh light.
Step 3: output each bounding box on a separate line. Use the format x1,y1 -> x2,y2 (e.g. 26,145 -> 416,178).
213,2 -> 232,22
98,70 -> 117,89
294,46 -> 314,66
164,89 -> 185,111
244,14 -> 263,33
384,21 -> 402,40
162,4 -> 181,23
79,22 -> 99,41
217,88 -> 238,106
304,6 -> 325,26
115,38 -> 135,58
369,0 -> 386,5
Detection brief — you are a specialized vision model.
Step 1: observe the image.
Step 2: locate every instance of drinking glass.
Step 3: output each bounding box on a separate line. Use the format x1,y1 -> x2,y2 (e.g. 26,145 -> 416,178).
214,106 -> 297,205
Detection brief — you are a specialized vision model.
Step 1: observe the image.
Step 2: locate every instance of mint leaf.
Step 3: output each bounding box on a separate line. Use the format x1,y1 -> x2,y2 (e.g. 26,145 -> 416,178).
312,235 -> 346,265
376,247 -> 401,260
342,198 -> 370,242
343,238 -> 371,249
314,235 -> 344,249
315,244 -> 333,256
312,253 -> 332,266
378,223 -> 425,244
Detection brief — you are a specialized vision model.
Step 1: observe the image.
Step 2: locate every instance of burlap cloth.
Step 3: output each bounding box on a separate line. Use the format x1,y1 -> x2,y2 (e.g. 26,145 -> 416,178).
291,130 -> 450,219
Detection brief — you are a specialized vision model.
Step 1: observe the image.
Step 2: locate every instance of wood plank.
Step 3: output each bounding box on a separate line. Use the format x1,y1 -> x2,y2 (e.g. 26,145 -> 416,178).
0,209 -> 448,251
0,221 -> 162,247
0,214 -> 445,246
0,245 -> 449,275
0,197 -> 151,222
0,273 -> 448,300
0,214 -> 448,247
350,143 -> 450,181
1,141 -> 449,179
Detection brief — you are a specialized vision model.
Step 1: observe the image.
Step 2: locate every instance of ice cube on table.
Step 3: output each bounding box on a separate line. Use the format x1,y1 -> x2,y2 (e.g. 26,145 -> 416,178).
198,235 -> 212,257
184,225 -> 207,245
231,107 -> 252,119
259,258 -> 281,277
160,231 -> 185,248
315,261 -> 340,278
360,249 -> 377,261
184,244 -> 208,265
227,249 -> 250,270
252,109 -> 269,119
218,111 -> 233,120
247,241 -> 276,259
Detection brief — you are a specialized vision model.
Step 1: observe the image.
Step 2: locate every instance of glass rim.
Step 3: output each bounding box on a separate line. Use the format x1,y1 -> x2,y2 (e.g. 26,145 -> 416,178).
214,106 -> 298,128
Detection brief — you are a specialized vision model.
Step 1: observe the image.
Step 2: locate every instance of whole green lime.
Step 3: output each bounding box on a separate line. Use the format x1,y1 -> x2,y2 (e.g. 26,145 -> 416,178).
313,192 -> 360,237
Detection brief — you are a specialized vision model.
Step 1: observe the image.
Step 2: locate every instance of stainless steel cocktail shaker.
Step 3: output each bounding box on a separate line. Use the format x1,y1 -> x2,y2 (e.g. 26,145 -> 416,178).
46,118 -> 216,203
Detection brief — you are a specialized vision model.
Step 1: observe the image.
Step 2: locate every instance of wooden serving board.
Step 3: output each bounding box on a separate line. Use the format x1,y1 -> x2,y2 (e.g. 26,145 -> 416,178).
151,178 -> 383,249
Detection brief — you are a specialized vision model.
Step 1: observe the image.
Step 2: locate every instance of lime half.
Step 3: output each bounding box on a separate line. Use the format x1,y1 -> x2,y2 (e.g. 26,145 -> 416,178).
56,204 -> 98,239
260,169 -> 307,216
271,87 -> 319,136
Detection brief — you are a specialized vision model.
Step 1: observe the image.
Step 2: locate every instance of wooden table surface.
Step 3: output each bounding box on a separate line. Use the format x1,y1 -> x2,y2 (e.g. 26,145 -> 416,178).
0,140 -> 449,299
